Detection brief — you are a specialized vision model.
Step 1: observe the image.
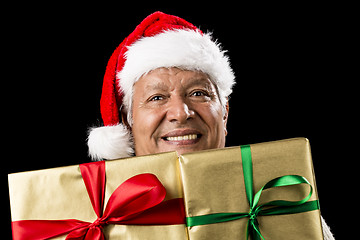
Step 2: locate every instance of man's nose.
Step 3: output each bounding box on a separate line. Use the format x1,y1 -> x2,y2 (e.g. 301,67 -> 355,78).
166,97 -> 195,123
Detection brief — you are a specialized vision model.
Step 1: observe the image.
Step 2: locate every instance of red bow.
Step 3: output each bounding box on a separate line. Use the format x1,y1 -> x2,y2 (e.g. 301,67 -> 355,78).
12,161 -> 185,240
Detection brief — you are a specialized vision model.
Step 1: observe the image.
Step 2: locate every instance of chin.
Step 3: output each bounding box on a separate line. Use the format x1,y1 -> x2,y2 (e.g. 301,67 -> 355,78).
158,144 -> 210,155
173,148 -> 200,155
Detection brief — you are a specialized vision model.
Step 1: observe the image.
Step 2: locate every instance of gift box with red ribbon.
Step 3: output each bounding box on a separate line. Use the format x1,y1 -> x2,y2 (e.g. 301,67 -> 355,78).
9,151 -> 187,240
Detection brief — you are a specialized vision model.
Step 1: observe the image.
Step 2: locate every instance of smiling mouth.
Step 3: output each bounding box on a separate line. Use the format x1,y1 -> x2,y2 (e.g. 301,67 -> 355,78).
163,134 -> 200,141
160,129 -> 202,145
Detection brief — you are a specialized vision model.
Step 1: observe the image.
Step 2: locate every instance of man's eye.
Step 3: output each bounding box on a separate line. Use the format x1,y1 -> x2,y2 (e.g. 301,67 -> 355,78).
150,95 -> 164,101
191,91 -> 207,97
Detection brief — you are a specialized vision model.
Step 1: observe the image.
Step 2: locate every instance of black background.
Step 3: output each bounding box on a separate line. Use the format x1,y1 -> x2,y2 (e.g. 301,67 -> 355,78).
3,2 -> 355,239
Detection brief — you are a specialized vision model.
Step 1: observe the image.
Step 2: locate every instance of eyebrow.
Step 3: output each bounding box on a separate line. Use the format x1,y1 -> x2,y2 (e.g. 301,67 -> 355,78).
144,82 -> 169,92
184,77 -> 214,89
143,76 -> 215,92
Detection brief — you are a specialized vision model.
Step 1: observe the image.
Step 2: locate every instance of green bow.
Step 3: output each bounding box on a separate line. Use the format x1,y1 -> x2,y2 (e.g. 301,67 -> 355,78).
186,145 -> 320,239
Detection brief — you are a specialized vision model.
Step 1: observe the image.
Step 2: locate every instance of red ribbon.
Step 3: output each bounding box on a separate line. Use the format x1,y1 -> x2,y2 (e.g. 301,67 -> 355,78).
12,161 -> 185,240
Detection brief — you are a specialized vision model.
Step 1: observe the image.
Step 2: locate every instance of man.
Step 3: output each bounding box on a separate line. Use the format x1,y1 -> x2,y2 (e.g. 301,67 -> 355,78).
87,11 -> 334,239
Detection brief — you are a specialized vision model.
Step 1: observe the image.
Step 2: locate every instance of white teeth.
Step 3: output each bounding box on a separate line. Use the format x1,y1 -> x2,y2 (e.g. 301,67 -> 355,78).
166,134 -> 198,141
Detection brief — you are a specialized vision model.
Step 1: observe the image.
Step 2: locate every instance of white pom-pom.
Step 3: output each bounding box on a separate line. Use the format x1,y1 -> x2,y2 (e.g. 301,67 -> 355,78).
87,124 -> 134,161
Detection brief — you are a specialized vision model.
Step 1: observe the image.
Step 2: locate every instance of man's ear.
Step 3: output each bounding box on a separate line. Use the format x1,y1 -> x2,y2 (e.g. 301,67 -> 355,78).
120,107 -> 131,130
223,100 -> 229,136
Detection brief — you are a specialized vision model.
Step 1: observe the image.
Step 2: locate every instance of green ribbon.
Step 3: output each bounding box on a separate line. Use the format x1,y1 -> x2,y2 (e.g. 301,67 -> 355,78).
186,145 -> 320,239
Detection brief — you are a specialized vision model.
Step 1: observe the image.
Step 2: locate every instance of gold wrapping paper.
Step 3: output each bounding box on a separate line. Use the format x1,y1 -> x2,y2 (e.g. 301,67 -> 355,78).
179,138 -> 324,239
8,151 -> 187,240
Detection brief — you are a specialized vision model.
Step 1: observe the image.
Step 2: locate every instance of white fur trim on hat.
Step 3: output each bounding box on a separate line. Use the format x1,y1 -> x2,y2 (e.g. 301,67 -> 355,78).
87,124 -> 134,161
117,29 -> 235,122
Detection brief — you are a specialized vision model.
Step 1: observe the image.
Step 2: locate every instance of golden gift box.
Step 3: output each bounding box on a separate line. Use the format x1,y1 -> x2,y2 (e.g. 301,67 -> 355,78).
8,151 -> 187,240
9,138 -> 323,239
179,138 -> 324,239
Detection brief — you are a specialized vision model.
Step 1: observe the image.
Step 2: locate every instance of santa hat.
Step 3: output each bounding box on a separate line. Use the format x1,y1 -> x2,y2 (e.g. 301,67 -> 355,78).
87,11 -> 235,161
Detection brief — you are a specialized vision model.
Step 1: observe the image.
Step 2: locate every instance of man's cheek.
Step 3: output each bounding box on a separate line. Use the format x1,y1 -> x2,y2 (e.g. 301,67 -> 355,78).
133,111 -> 162,142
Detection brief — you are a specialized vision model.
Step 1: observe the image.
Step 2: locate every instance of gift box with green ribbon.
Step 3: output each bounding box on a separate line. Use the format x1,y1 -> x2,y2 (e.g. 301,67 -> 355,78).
179,138 -> 323,239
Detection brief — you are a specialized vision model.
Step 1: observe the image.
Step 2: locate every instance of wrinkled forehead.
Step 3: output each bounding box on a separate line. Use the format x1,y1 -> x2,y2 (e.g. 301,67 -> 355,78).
135,67 -> 218,93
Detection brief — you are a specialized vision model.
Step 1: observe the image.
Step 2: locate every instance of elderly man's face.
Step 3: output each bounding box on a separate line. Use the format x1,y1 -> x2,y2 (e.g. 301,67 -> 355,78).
128,67 -> 228,156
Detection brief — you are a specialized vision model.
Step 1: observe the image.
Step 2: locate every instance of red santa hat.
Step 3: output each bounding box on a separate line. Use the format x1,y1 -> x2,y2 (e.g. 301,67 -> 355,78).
87,11 -> 235,161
